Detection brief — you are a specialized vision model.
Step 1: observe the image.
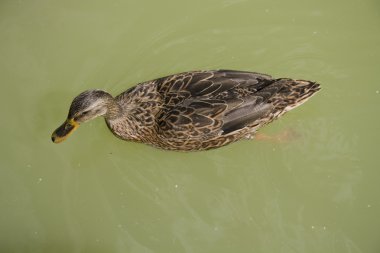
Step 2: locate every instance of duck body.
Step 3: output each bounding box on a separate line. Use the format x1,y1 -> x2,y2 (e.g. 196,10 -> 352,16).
52,70 -> 320,151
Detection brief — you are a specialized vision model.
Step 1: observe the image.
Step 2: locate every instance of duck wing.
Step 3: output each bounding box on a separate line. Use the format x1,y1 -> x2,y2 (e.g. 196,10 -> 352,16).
155,70 -> 277,139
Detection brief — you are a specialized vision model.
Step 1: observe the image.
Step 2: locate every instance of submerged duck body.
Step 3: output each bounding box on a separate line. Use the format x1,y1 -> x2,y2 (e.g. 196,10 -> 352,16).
52,70 -> 320,151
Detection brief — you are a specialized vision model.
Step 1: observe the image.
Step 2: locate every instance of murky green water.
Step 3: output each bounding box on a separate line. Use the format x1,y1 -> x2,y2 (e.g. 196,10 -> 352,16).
1,0 -> 379,252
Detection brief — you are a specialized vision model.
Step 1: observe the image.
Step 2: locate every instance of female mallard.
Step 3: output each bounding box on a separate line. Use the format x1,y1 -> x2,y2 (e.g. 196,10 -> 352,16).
51,70 -> 320,151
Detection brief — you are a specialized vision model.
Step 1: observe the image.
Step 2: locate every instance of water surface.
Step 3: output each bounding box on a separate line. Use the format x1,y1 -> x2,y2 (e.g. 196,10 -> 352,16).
1,0 -> 379,252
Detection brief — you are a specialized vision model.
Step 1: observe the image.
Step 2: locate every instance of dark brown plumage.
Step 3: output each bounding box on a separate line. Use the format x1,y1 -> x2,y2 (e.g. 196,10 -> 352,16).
51,70 -> 320,151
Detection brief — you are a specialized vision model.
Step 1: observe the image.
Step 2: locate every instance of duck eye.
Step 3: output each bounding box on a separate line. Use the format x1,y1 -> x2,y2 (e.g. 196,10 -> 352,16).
82,110 -> 90,116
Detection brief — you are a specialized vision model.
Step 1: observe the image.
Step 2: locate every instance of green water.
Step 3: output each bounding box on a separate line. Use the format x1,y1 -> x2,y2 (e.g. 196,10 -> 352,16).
1,0 -> 379,252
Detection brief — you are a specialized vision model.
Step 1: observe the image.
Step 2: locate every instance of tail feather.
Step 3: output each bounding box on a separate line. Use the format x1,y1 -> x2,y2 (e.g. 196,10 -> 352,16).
266,78 -> 320,119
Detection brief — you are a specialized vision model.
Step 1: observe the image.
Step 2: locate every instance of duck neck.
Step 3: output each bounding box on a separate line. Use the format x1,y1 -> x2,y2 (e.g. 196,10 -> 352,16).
104,96 -> 123,120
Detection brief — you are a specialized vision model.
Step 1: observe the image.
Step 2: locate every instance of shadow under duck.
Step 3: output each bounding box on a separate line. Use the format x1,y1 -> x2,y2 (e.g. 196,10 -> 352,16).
51,70 -> 320,151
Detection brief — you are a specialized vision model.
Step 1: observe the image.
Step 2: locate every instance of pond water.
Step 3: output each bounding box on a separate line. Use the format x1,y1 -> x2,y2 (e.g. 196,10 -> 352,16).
1,0 -> 379,252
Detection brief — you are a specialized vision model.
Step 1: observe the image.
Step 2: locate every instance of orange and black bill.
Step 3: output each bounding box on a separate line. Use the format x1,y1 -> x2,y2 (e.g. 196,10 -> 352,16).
51,119 -> 79,143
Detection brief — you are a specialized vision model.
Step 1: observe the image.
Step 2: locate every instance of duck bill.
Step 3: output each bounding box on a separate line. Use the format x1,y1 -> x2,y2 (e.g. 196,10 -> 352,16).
51,119 -> 79,143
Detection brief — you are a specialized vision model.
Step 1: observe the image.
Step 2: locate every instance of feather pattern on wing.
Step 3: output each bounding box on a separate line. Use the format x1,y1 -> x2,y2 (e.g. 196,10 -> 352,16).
155,70 -> 276,140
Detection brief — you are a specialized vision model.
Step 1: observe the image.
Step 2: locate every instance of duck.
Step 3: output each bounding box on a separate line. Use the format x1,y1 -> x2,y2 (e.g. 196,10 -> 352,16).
51,70 -> 320,151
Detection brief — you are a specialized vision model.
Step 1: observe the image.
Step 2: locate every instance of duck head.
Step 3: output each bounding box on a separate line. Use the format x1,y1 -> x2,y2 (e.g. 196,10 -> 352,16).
51,89 -> 114,143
